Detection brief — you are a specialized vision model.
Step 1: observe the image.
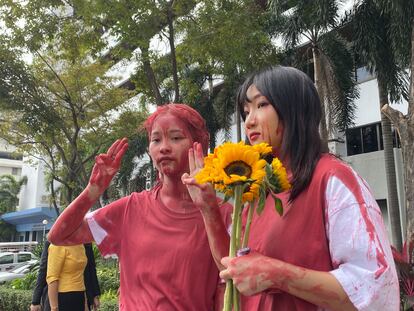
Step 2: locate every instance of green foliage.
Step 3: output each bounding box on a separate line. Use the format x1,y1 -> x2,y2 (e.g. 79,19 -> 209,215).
0,220 -> 16,242
353,0 -> 408,102
0,25 -> 131,204
0,286 -> 32,311
0,175 -> 28,214
268,0 -> 358,135
10,271 -> 38,290
97,265 -> 120,293
100,289 -> 118,302
99,299 -> 119,311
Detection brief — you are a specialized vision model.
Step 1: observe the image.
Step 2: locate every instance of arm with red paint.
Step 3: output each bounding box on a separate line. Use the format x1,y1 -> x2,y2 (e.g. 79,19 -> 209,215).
182,142 -> 230,270
48,138 -> 128,245
220,252 -> 357,311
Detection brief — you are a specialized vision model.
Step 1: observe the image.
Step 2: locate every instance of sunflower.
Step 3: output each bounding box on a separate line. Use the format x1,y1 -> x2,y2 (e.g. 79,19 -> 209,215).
270,158 -> 291,191
196,142 -> 267,203
252,143 -> 273,156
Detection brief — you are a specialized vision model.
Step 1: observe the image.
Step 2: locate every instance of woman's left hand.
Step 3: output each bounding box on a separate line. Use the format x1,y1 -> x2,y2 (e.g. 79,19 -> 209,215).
220,251 -> 278,296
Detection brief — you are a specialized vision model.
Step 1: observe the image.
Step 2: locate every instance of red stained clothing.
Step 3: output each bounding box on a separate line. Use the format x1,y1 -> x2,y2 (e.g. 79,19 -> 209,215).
241,154 -> 398,311
86,187 -> 230,311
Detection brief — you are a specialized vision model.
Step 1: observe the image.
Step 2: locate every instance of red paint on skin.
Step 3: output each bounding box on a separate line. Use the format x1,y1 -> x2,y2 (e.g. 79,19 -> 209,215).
230,254 -> 307,294
149,114 -> 193,180
48,139 -> 128,245
333,160 -> 388,279
306,284 -> 341,301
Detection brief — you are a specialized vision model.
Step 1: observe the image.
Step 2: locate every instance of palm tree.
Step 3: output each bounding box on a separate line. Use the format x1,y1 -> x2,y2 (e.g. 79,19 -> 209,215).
352,0 -> 407,250
0,174 -> 28,214
269,0 -> 358,147
374,0 -> 414,257
0,174 -> 27,242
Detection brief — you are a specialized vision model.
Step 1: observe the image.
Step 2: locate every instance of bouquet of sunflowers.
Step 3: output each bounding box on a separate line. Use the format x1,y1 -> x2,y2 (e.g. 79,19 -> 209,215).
196,142 -> 291,311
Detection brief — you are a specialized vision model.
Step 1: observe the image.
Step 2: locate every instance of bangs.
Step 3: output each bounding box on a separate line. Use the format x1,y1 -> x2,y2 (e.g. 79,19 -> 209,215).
236,74 -> 255,121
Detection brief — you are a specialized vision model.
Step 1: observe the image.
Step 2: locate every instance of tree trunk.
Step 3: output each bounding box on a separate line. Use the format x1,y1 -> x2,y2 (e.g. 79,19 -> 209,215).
378,81 -> 403,250
167,5 -> 180,103
381,23 -> 414,259
50,179 -> 60,216
141,46 -> 163,106
312,47 -> 329,149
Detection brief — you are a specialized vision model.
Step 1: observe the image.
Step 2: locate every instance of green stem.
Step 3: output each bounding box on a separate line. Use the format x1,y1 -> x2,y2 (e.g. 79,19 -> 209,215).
242,201 -> 255,248
223,280 -> 233,311
223,184 -> 244,311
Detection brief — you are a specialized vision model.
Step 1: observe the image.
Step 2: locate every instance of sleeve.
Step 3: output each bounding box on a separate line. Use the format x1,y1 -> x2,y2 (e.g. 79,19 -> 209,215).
85,196 -> 130,257
31,241 -> 50,304
325,168 -> 400,310
84,243 -> 101,302
46,245 -> 66,285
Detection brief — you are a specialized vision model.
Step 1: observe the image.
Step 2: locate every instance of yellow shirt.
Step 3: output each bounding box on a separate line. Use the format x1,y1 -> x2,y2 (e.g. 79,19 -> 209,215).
46,244 -> 87,293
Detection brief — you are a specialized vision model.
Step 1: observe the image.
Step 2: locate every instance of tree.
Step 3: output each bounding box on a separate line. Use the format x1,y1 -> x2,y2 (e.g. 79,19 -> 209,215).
176,0 -> 279,144
375,0 -> 414,258
0,28 -> 131,207
0,174 -> 27,213
0,174 -> 27,241
269,0 -> 358,147
353,0 -> 408,250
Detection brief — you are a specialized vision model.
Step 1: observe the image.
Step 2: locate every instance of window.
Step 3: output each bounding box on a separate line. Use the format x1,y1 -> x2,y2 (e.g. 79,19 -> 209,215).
346,122 -> 401,156
17,253 -> 32,263
346,127 -> 362,156
361,124 -> 379,153
24,231 -> 30,242
0,254 -> 14,265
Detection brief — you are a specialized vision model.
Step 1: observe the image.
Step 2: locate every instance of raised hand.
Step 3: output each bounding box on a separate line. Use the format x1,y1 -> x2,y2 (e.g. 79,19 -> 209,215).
88,138 -> 128,199
182,142 -> 217,211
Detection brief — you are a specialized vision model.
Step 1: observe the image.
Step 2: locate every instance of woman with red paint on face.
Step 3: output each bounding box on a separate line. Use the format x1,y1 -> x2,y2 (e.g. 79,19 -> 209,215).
47,103 -> 231,311
183,66 -> 399,310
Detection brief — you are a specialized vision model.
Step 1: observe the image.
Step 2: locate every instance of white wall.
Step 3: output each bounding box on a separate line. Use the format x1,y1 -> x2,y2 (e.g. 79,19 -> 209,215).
18,157 -> 55,211
353,77 -> 408,127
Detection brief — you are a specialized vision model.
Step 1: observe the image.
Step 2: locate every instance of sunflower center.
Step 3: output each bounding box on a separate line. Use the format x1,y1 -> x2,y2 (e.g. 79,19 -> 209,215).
224,161 -> 252,178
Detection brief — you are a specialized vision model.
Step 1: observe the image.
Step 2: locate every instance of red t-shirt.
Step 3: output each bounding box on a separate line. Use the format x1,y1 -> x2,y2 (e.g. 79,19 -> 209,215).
87,187 -> 230,311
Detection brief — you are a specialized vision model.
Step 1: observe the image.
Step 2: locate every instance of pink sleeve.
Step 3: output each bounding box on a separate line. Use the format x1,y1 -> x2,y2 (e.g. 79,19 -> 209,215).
85,196 -> 130,257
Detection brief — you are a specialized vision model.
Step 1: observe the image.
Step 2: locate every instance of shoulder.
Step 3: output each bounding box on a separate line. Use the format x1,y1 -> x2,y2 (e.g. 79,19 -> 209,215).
48,244 -> 67,256
313,154 -> 358,183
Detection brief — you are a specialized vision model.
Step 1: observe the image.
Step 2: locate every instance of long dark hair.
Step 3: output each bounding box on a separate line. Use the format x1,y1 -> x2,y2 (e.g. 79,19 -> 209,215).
237,66 -> 327,202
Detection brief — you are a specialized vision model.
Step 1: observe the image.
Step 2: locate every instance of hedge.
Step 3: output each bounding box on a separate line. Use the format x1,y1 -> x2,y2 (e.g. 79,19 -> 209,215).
0,286 -> 32,311
0,286 -> 118,311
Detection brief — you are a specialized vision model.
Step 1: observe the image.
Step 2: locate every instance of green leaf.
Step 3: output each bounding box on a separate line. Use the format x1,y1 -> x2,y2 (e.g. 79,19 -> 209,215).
256,186 -> 266,215
271,195 -> 283,216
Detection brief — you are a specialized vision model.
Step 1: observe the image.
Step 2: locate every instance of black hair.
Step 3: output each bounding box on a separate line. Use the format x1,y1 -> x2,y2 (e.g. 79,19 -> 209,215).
237,66 -> 328,202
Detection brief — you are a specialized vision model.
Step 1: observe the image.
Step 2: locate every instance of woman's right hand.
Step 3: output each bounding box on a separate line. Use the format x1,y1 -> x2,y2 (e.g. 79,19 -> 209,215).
88,138 -> 128,198
182,142 -> 218,212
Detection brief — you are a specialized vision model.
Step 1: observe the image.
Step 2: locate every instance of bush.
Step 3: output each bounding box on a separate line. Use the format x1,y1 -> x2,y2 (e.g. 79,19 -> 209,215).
100,299 -> 118,311
10,271 -> 38,290
0,286 -> 32,311
97,265 -> 119,293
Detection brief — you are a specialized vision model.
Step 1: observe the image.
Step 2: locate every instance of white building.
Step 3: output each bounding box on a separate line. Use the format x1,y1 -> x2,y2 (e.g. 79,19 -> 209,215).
1,152 -> 57,242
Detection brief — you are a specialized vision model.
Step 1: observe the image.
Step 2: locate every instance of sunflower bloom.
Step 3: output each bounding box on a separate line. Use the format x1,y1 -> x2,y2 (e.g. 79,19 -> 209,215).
195,141 -> 290,311
196,142 -> 266,203
271,158 -> 291,191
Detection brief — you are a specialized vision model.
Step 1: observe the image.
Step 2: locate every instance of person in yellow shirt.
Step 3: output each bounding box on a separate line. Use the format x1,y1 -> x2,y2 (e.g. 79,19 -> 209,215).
46,244 -> 87,311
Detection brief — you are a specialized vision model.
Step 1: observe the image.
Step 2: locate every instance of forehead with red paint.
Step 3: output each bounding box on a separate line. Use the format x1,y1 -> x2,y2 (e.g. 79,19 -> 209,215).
149,113 -> 192,139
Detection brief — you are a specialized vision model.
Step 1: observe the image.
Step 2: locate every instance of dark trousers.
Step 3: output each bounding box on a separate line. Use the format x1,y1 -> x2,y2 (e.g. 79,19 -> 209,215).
58,291 -> 85,311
